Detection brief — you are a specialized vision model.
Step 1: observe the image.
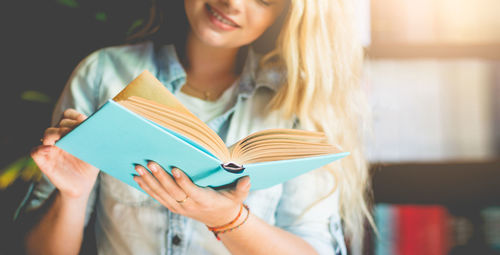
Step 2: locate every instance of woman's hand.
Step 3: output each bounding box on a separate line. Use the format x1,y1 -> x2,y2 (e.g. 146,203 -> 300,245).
31,109 -> 99,199
133,161 -> 251,227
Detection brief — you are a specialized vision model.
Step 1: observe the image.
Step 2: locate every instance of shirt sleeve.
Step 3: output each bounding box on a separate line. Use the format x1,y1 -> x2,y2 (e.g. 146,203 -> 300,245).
274,167 -> 347,255
14,49 -> 103,228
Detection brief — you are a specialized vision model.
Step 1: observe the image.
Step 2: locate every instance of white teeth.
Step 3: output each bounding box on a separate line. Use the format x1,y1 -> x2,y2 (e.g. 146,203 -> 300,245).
209,7 -> 237,27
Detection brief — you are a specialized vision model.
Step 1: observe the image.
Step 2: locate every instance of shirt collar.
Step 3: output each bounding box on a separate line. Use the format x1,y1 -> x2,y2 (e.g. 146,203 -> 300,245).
155,43 -> 282,98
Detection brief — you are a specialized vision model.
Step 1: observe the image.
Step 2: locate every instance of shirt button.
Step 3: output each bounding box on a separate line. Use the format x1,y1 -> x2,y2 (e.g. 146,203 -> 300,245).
172,235 -> 181,246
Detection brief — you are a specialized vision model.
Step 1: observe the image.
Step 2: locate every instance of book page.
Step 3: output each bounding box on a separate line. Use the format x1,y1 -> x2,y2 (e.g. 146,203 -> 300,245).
230,129 -> 342,165
118,96 -> 231,162
113,70 -> 196,118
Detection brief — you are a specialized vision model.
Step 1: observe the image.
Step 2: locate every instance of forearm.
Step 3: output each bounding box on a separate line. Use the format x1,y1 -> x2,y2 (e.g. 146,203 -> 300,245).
25,192 -> 89,255
220,210 -> 318,255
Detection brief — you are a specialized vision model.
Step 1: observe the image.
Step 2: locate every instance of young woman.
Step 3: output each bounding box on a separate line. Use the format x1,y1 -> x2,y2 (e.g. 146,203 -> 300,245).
18,0 -> 373,254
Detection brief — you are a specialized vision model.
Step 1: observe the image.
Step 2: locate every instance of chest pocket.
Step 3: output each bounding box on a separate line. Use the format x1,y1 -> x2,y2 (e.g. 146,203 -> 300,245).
99,173 -> 162,207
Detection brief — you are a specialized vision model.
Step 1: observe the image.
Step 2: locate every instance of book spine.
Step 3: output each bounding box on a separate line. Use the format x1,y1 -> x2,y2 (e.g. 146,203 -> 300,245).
394,205 -> 450,255
375,204 -> 397,255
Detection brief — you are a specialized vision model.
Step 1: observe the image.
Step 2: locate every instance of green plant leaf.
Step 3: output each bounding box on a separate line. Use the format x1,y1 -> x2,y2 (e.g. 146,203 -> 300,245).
20,158 -> 42,183
57,0 -> 79,8
0,157 -> 42,189
127,19 -> 144,35
0,156 -> 28,189
95,12 -> 107,22
21,90 -> 51,104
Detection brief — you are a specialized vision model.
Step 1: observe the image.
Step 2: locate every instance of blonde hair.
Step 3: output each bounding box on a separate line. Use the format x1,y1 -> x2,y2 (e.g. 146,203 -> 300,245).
128,0 -> 374,252
262,0 -> 374,253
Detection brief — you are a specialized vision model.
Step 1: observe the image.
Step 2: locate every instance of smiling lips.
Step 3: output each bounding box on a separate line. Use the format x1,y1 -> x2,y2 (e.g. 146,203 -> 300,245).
206,4 -> 240,29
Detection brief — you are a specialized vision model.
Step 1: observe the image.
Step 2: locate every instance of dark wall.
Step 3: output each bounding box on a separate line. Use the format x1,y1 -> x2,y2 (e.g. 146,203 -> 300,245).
1,0 -> 151,167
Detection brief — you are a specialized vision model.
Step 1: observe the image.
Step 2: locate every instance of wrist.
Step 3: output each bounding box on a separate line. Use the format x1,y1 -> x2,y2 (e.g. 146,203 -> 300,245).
58,190 -> 91,208
206,204 -> 250,240
204,203 -> 242,227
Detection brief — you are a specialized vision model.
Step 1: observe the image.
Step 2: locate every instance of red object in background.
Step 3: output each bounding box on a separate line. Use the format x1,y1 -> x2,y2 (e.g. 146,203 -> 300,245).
397,205 -> 450,255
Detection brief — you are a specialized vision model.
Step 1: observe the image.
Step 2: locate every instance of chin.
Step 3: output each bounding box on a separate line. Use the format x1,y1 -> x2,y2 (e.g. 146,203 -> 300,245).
195,29 -> 242,48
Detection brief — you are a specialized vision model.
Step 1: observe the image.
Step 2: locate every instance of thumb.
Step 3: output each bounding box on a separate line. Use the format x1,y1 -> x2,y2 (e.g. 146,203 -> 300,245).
232,176 -> 251,201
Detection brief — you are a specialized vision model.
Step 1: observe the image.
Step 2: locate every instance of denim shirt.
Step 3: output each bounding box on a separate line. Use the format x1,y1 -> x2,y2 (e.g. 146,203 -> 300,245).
16,42 -> 346,255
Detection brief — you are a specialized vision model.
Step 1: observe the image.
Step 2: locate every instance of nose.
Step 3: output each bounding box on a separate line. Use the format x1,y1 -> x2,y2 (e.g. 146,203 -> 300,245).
219,0 -> 243,14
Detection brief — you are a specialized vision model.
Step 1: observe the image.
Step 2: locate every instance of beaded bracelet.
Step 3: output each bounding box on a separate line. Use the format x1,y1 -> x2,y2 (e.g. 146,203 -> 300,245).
211,204 -> 250,241
207,203 -> 244,232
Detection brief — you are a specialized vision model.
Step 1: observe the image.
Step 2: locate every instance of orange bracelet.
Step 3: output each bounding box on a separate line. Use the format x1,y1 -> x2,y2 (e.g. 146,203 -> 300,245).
211,204 -> 250,240
206,204 -> 244,232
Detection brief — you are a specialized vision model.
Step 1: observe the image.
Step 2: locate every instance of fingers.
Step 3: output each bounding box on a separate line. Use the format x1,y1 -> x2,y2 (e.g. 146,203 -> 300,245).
147,162 -> 187,201
134,175 -> 175,210
59,118 -> 80,129
133,163 -> 206,208
43,127 -> 71,145
63,109 -> 87,122
134,164 -> 184,212
133,161 -> 250,220
59,109 -> 87,128
39,109 -> 86,145
171,167 -> 204,201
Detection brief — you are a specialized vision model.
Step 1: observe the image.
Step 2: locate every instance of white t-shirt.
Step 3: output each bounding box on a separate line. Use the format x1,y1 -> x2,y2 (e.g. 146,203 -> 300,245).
176,81 -> 239,123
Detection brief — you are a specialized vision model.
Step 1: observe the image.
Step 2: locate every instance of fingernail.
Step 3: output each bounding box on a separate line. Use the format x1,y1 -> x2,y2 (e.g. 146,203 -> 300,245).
149,163 -> 158,173
136,167 -> 145,175
172,168 -> 181,178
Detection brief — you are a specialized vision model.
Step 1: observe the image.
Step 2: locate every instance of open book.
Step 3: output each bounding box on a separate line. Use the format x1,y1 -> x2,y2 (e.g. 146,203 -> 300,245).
56,71 -> 349,191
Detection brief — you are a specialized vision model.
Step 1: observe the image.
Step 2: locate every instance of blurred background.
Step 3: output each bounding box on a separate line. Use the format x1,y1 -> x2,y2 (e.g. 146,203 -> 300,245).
1,0 -> 499,254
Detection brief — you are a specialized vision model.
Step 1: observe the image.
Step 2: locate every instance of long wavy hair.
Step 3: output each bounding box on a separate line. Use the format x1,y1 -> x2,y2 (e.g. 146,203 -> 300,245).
128,0 -> 374,253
